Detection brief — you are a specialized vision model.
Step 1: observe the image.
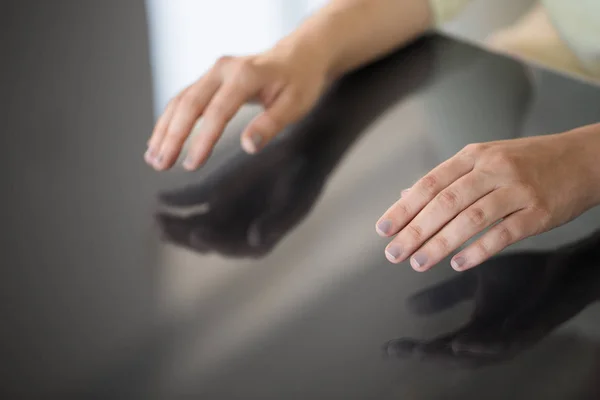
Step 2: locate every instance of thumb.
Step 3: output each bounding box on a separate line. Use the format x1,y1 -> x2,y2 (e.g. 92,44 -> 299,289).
241,89 -> 304,154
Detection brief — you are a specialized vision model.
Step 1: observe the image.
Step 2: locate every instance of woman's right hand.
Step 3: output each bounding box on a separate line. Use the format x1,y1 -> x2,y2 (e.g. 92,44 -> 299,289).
145,44 -> 330,171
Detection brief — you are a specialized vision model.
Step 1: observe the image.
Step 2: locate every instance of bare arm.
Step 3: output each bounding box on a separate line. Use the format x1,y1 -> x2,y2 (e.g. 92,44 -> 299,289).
275,0 -> 435,78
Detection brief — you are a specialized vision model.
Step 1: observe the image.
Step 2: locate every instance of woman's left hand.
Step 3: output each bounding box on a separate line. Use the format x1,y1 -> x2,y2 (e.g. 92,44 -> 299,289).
375,123 -> 600,272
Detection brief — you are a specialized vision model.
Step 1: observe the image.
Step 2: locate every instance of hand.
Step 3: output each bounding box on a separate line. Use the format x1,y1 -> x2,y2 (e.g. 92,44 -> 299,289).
384,229 -> 600,367
376,124 -> 600,271
145,43 -> 328,171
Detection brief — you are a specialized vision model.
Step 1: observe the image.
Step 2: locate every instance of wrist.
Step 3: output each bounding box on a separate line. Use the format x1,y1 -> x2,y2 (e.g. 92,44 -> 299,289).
270,31 -> 332,78
270,12 -> 341,79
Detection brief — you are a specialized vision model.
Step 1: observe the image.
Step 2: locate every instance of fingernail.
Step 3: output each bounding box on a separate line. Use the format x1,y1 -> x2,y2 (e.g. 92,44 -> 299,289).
376,219 -> 392,236
451,256 -> 466,271
385,245 -> 402,262
250,133 -> 263,150
401,189 -> 410,197
182,157 -> 195,170
153,154 -> 164,168
411,253 -> 428,270
145,147 -> 155,161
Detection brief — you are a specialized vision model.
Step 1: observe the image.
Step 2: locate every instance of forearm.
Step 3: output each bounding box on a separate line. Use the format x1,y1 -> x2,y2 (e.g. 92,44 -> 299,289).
273,0 -> 434,78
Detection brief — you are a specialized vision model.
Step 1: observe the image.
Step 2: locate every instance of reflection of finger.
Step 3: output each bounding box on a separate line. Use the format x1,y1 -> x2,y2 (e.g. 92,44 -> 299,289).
451,208 -> 540,271
406,272 -> 477,315
247,162 -> 313,248
409,187 -> 522,271
156,202 -> 211,219
451,335 -> 508,357
155,213 -> 192,246
383,338 -> 418,358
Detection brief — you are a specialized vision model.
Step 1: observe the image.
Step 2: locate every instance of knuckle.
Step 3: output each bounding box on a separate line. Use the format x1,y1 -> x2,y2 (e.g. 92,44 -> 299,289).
436,189 -> 460,211
164,93 -> 185,115
394,203 -> 411,219
420,175 -> 439,196
178,91 -> 199,110
433,235 -> 451,252
168,94 -> 182,108
532,207 -> 552,229
489,152 -> 518,175
496,225 -> 514,247
232,57 -> 257,74
518,183 -> 537,199
465,207 -> 487,226
521,187 -> 551,220
475,240 -> 491,258
462,142 -> 486,156
226,66 -> 262,94
206,100 -> 230,121
215,55 -> 233,69
406,224 -> 423,242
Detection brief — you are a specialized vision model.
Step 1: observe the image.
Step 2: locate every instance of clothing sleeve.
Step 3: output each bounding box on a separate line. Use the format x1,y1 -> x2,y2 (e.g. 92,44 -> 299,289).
427,0 -> 474,26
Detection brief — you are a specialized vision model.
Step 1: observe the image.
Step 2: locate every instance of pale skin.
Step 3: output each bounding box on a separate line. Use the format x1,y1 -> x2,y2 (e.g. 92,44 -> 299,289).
145,0 -> 600,271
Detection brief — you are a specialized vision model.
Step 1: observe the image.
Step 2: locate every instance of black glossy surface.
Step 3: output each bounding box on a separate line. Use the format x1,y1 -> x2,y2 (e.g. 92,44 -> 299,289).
3,3 -> 600,399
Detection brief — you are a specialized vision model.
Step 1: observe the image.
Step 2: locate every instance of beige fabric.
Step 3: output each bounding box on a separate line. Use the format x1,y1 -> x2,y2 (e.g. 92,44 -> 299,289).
542,0 -> 600,77
429,0 -> 600,83
486,3 -> 598,83
428,0 -> 472,26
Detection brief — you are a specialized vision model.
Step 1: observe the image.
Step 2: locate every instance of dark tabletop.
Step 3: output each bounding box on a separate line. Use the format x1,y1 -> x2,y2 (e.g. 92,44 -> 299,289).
3,2 -> 600,399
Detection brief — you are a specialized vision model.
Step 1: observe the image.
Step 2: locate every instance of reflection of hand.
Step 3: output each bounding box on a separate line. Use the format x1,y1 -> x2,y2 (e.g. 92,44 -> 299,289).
384,230 -> 600,367
156,143 -> 326,257
145,44 -> 328,171
376,122 -> 600,271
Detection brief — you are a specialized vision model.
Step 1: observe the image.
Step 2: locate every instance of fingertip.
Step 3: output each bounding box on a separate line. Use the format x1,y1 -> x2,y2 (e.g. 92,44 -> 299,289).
376,219 -> 392,237
385,245 -> 403,264
385,252 -> 399,264
182,157 -> 196,171
410,257 -> 427,272
241,131 -> 264,154
182,144 -> 212,171
451,256 -> 467,271
152,155 -> 169,171
144,148 -> 154,165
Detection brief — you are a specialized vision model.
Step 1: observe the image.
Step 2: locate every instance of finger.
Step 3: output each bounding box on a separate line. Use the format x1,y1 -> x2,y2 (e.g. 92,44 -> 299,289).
183,80 -> 258,170
375,154 -> 474,237
450,208 -> 542,271
406,187 -> 523,271
154,74 -> 221,170
384,172 -> 493,264
240,88 -> 304,154
406,272 -> 477,315
146,90 -> 187,165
